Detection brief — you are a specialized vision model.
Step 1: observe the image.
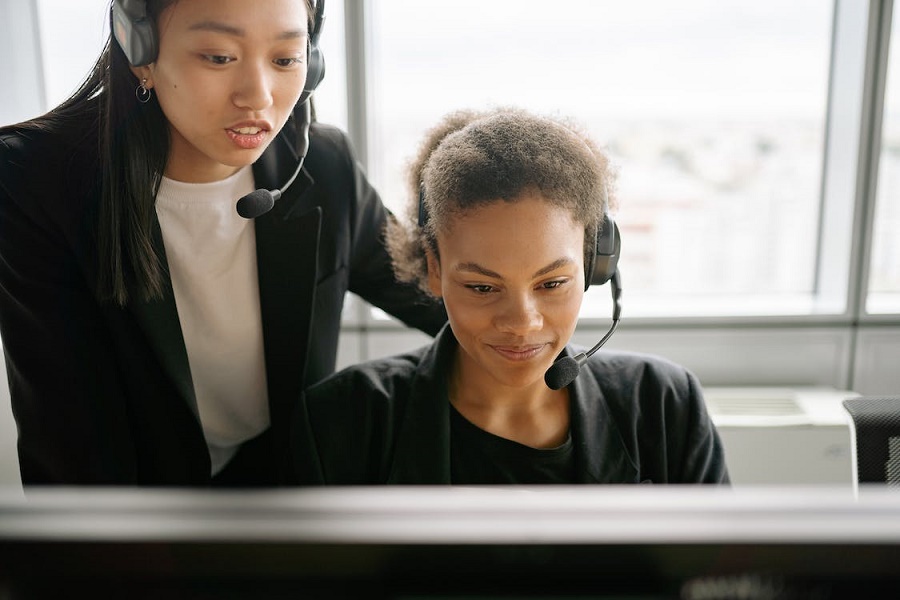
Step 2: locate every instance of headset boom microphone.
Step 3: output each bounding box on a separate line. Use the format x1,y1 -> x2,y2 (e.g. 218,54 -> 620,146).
112,0 -> 328,220
544,270 -> 621,390
235,100 -> 312,219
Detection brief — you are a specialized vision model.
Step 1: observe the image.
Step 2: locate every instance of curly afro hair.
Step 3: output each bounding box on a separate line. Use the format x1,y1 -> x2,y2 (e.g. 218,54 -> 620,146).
385,107 -> 617,297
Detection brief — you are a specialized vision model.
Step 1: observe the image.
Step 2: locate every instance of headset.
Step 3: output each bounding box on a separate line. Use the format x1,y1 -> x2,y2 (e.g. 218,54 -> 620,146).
112,0 -> 328,218
551,202 -> 621,389
419,183 -> 622,391
418,185 -> 620,292
584,184 -> 620,292
111,0 -> 326,105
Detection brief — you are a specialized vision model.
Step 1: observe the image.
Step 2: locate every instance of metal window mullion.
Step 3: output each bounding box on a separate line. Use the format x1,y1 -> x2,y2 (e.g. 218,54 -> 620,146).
816,0 -> 872,318
343,0 -> 369,170
344,0 -> 375,351
854,0 -> 895,323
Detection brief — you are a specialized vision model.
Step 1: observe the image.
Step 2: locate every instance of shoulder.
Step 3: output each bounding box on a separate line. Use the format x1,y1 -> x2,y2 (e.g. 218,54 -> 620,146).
0,111 -> 97,172
581,348 -> 705,414
584,349 -> 698,390
0,125 -> 56,182
303,345 -> 429,418
578,349 -> 727,483
308,121 -> 352,151
0,114 -> 99,213
304,121 -> 356,171
297,122 -> 365,200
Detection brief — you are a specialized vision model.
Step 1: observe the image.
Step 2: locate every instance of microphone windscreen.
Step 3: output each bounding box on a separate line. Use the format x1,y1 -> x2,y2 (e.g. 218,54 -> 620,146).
236,189 -> 276,219
544,357 -> 581,390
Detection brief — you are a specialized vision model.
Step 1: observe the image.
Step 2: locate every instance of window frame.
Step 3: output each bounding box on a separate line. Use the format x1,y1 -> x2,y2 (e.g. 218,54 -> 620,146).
3,0 -> 897,394
337,0 -> 900,394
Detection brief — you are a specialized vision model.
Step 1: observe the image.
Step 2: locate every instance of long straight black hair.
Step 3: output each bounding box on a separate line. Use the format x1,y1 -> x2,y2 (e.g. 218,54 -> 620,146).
97,0 -> 173,305
14,0 -> 175,305
13,0 -> 314,306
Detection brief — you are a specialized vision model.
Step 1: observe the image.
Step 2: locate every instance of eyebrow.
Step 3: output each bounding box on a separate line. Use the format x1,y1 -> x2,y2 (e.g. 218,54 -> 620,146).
455,257 -> 576,280
187,20 -> 307,41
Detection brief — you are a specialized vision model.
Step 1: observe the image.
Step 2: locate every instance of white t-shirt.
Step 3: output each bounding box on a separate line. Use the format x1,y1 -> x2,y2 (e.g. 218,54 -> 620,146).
155,166 -> 269,476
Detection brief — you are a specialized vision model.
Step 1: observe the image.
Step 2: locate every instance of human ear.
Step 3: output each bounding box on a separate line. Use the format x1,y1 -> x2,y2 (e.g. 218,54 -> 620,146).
426,250 -> 443,299
129,64 -> 154,89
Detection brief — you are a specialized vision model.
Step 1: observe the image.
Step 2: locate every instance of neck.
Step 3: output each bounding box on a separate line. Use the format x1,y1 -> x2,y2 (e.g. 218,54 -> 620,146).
449,352 -> 570,448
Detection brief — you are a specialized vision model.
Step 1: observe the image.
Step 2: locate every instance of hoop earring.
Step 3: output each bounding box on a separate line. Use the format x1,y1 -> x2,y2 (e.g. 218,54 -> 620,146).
135,78 -> 152,104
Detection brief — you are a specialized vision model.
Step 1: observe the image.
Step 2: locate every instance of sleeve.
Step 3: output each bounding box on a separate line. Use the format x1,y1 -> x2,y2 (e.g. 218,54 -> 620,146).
598,352 -> 730,485
288,392 -> 327,485
289,376 -> 380,485
336,132 -> 447,337
288,361 -> 414,485
670,369 -> 731,484
0,134 -> 137,484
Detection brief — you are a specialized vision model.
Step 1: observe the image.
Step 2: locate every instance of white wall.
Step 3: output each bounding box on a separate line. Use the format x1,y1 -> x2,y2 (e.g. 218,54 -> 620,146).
340,313 -> 900,397
0,0 -> 44,126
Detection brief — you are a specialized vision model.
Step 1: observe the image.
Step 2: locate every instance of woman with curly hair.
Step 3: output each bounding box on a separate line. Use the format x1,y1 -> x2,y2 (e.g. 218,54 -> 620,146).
290,107 -> 729,486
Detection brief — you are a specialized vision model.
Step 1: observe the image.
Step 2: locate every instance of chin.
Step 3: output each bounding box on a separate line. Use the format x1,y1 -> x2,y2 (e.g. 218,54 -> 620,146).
223,151 -> 265,167
488,362 -> 551,390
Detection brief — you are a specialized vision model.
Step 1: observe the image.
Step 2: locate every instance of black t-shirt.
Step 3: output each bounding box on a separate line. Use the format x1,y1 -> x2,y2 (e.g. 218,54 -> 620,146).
449,403 -> 576,484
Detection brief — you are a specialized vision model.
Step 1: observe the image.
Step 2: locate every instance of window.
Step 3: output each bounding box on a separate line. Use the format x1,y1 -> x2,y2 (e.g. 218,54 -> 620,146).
365,0 -> 835,318
5,1 -> 898,392
35,0 -> 110,111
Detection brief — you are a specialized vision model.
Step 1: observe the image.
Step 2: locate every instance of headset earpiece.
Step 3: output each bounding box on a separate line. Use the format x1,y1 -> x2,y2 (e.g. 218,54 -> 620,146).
585,212 -> 620,291
112,0 -> 327,103
299,0 -> 327,105
299,41 -> 326,106
583,180 -> 620,290
419,181 -> 620,291
112,0 -> 158,67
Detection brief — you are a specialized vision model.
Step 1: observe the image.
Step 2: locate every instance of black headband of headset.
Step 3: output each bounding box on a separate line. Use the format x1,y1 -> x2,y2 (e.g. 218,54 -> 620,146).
112,0 -> 325,68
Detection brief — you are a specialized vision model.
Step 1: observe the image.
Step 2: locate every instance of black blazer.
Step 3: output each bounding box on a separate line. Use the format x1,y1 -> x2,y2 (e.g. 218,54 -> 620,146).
292,324 -> 730,485
0,109 -> 445,486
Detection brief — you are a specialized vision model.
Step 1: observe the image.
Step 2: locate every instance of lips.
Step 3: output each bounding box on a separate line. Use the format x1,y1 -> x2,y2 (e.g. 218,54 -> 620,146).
226,122 -> 271,150
489,344 -> 548,362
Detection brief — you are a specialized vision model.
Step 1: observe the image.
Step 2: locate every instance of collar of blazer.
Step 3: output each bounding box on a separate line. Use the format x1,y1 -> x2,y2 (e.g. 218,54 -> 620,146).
130,122 -> 322,442
386,324 -> 641,485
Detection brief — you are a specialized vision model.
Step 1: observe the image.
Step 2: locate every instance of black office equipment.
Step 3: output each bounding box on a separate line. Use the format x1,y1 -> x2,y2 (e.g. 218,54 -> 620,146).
843,396 -> 900,485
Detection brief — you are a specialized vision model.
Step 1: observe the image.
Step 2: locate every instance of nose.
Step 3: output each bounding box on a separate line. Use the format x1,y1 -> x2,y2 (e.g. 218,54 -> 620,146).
232,60 -> 274,111
494,292 -> 544,335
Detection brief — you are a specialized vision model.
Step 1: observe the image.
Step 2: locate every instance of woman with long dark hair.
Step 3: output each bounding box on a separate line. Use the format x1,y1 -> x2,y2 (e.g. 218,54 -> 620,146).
0,0 -> 445,486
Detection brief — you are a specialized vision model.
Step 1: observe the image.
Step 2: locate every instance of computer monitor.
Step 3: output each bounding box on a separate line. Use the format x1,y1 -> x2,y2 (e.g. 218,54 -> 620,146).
1,485 -> 898,599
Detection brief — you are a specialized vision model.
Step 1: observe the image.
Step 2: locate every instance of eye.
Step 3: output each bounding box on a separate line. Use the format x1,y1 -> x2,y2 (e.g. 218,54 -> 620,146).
202,54 -> 234,65
274,57 -> 304,68
465,284 -> 496,295
540,279 -> 569,290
